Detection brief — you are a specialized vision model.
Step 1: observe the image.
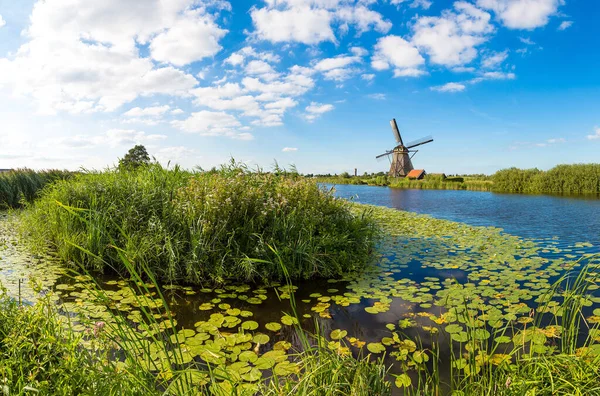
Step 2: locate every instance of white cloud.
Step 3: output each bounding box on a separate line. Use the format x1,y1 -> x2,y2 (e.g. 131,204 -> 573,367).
251,6 -> 335,44
480,71 -> 516,80
313,55 -> 362,81
391,0 -> 433,9
0,15 -> 5,28
350,46 -> 368,57
149,10 -> 227,66
371,35 -> 425,77
558,20 -> 573,31
224,53 -> 245,66
250,1 -> 391,44
282,147 -> 298,152
0,0 -> 227,114
172,110 -> 247,138
367,93 -> 386,100
431,82 -> 466,92
244,60 -> 280,81
336,6 -> 392,35
123,105 -> 170,117
361,73 -> 375,81
519,37 -> 535,45
171,108 -> 184,115
477,0 -> 563,29
412,2 -> 494,67
304,101 -> 334,121
587,127 -> 600,140
481,50 -> 508,69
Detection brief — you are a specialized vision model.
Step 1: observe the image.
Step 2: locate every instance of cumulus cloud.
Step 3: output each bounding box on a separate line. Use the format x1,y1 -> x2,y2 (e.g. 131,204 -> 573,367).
371,35 -> 425,77
250,0 -> 390,44
149,10 -> 227,66
251,6 -> 335,44
0,15 -> 5,28
477,0 -> 563,29
431,82 -> 466,92
313,55 -> 362,81
0,0 -> 232,114
304,102 -> 334,121
336,5 -> 392,35
282,147 -> 298,152
412,2 -> 494,67
587,127 -> 600,140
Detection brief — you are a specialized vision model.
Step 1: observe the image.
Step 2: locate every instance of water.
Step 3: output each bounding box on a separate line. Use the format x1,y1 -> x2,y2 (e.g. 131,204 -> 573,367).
328,184 -> 600,246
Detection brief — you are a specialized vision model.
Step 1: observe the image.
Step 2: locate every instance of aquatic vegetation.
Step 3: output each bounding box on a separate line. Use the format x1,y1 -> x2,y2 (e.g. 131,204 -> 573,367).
4,194 -> 600,394
19,162 -> 377,283
0,168 -> 72,209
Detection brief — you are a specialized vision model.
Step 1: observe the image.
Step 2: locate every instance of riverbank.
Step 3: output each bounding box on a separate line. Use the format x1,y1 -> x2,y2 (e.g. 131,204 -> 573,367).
2,198 -> 600,394
315,163 -> 600,196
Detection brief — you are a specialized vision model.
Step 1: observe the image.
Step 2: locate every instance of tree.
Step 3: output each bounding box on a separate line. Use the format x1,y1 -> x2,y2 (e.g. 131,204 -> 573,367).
119,145 -> 150,170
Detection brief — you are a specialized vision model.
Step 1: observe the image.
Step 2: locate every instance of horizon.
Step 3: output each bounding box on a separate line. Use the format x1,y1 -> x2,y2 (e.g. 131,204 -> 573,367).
0,0 -> 599,175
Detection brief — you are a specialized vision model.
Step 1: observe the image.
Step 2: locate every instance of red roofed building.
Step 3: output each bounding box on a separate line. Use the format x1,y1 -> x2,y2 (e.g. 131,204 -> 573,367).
406,169 -> 426,180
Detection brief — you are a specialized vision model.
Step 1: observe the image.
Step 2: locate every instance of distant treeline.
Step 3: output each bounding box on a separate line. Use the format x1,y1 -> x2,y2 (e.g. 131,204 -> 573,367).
313,164 -> 600,195
0,169 -> 73,209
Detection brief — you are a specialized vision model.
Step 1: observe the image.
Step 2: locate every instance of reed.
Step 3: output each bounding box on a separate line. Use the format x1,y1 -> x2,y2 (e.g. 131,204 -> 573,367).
20,162 -> 378,284
0,168 -> 72,209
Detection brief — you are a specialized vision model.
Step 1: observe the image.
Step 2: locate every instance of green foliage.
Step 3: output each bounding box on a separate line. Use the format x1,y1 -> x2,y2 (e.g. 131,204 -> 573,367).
493,164 -> 600,194
0,169 -> 72,208
118,144 -> 151,170
21,162 -> 378,284
0,291 -> 149,395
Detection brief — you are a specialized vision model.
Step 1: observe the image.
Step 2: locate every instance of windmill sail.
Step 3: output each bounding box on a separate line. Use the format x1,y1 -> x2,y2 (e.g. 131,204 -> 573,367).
406,135 -> 433,149
390,119 -> 403,145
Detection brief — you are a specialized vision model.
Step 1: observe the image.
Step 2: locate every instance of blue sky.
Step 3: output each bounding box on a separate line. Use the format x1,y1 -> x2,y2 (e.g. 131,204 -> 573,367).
0,0 -> 598,175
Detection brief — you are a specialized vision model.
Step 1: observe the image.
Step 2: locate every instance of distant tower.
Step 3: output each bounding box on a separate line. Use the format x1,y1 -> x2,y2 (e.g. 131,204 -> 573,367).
354,168 -> 357,177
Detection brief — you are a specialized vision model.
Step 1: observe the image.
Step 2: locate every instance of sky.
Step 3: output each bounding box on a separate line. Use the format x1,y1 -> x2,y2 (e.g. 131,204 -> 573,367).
0,0 -> 598,175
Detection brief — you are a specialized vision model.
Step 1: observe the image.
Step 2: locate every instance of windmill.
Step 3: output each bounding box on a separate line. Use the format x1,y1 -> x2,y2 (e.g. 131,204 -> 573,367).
376,119 -> 433,177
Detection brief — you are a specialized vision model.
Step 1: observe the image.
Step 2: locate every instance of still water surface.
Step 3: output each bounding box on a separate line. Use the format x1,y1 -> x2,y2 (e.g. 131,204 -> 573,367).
328,184 -> 600,246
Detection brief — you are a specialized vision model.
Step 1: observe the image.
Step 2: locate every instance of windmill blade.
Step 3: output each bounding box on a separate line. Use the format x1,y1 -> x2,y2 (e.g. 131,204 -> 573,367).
406,135 -> 433,149
375,150 -> 393,159
390,119 -> 403,145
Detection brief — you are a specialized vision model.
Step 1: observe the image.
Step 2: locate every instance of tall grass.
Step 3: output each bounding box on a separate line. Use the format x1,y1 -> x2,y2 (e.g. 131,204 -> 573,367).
0,168 -> 72,209
493,164 -> 600,195
20,162 -> 378,284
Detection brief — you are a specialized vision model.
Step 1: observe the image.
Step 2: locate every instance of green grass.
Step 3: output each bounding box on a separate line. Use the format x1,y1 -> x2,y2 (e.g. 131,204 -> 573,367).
0,168 -> 72,209
20,162 -> 378,284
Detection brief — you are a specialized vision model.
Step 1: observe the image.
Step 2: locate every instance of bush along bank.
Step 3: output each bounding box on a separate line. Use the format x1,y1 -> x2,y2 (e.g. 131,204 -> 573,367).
19,162 -> 378,284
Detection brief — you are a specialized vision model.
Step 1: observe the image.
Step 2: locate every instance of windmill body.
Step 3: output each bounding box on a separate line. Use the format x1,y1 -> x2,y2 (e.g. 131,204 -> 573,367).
376,119 -> 433,178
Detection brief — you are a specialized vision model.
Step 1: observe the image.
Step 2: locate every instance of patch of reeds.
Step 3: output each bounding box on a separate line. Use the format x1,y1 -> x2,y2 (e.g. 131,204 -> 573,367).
20,162 -> 378,284
0,168 -> 72,209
